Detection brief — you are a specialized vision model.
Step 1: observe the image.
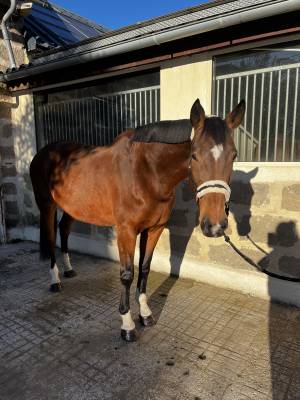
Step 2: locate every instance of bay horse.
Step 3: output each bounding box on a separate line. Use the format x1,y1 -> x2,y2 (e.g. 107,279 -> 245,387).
30,99 -> 245,342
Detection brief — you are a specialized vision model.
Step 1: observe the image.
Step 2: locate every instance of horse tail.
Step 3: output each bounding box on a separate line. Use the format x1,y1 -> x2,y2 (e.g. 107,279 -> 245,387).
39,209 -> 57,260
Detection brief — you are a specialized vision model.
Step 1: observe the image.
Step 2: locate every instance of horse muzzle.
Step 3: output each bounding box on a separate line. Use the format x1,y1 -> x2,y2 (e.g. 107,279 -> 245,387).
201,217 -> 228,238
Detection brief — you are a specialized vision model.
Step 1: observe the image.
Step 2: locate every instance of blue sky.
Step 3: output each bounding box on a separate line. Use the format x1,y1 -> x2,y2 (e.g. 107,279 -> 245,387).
53,1 -> 208,29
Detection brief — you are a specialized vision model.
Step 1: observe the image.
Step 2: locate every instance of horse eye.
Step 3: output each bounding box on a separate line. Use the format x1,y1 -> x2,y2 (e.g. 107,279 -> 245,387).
192,153 -> 198,161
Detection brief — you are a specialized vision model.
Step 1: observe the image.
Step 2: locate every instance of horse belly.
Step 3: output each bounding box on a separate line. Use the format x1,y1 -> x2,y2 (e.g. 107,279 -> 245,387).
52,178 -> 115,226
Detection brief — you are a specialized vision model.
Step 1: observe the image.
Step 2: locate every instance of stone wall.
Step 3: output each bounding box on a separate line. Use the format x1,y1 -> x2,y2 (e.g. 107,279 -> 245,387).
0,92 -> 19,229
0,93 -> 38,238
0,15 -> 29,238
153,164 -> 300,280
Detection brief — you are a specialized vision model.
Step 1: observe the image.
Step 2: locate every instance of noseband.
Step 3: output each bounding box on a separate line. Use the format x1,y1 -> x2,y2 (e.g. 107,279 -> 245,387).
196,180 -> 231,203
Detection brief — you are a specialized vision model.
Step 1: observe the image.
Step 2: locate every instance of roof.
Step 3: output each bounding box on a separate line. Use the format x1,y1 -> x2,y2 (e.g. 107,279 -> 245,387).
1,0 -> 300,82
22,0 -> 108,52
29,0 -> 297,61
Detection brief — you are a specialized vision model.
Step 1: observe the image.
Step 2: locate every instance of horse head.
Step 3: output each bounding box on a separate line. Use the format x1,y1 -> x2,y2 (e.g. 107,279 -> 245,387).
189,98 -> 245,237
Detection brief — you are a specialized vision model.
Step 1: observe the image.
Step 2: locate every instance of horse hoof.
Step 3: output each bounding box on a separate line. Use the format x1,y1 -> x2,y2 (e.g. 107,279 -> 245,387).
139,314 -> 155,327
50,283 -> 62,292
64,270 -> 77,278
121,329 -> 138,342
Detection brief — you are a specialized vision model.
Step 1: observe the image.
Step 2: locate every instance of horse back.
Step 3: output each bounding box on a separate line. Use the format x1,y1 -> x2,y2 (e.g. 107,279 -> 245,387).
30,135 -> 134,226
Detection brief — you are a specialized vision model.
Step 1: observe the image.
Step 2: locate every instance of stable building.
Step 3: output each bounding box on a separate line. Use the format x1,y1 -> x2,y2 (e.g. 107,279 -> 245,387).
1,0 -> 300,305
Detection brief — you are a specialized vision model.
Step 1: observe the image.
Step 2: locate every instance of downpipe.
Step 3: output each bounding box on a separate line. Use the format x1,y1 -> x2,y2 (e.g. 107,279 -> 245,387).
0,185 -> 7,244
1,0 -> 17,70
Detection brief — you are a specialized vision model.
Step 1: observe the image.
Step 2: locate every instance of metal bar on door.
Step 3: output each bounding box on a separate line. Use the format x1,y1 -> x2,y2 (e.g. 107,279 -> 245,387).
266,72 -> 273,161
250,74 -> 256,161
291,68 -> 299,161
258,73 -> 265,162
274,70 -> 281,161
282,69 -> 290,161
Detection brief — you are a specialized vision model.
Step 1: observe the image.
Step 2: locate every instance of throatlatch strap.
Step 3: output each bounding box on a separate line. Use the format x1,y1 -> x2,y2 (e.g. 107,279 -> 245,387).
196,180 -> 231,202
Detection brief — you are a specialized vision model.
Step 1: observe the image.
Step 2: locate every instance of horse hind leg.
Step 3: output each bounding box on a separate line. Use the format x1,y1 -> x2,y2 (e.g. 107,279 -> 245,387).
59,212 -> 76,278
40,204 -> 61,292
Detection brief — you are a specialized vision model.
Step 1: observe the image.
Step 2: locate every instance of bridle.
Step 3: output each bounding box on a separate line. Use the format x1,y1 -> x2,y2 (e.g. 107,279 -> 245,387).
188,155 -> 231,214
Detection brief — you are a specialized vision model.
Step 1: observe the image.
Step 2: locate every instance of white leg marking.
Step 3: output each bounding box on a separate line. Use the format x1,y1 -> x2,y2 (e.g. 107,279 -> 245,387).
210,144 -> 223,160
50,264 -> 60,284
62,253 -> 73,272
120,311 -> 135,331
138,292 -> 152,317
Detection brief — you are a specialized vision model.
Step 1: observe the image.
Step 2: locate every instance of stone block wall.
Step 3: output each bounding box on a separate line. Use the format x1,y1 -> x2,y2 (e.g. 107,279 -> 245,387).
0,17 -> 30,238
0,92 -> 38,238
151,164 -> 300,279
0,93 -> 19,229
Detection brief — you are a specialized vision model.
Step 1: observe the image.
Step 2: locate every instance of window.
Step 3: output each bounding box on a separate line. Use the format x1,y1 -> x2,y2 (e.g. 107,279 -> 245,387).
214,43 -> 300,162
34,70 -> 160,149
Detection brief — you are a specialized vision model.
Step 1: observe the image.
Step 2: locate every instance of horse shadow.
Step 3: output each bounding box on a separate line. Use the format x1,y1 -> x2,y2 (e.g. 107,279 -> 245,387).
263,221 -> 300,400
149,167 -> 260,324
259,221 -> 300,278
149,179 -> 198,322
229,167 -> 258,237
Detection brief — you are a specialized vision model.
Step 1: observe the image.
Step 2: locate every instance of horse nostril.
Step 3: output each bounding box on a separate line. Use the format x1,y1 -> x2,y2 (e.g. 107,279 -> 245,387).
201,218 -> 213,236
220,218 -> 228,231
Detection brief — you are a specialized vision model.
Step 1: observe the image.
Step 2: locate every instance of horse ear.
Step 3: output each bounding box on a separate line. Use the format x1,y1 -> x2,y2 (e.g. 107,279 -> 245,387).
190,99 -> 205,130
225,100 -> 246,129
246,166 -> 259,180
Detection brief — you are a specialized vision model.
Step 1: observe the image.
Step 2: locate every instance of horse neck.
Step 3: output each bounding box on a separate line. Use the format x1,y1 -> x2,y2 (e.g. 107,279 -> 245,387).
148,141 -> 191,189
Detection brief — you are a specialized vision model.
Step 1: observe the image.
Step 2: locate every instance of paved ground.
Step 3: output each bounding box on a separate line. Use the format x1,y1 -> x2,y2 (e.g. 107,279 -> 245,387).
1,242 -> 300,400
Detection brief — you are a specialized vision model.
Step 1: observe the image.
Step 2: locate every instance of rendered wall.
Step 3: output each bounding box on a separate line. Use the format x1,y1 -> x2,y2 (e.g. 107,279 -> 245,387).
160,57 -> 213,119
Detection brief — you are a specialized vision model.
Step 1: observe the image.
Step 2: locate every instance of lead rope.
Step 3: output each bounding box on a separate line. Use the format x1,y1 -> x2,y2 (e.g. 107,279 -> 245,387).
223,232 -> 300,283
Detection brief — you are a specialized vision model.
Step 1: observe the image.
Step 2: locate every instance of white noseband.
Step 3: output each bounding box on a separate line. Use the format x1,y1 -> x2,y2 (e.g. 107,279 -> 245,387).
196,180 -> 231,202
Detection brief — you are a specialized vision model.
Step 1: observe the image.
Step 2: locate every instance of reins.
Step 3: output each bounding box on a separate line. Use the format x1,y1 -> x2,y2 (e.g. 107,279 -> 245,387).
223,232 -> 300,283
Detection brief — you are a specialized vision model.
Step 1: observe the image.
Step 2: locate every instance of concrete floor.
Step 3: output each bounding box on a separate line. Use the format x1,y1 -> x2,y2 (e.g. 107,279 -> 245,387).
0,242 -> 300,400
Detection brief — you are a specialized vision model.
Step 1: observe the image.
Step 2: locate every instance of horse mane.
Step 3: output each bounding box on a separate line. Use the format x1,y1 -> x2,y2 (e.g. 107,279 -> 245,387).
132,119 -> 192,144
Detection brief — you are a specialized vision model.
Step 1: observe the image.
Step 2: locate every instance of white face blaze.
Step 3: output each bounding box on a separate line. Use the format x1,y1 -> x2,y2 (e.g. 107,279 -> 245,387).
50,264 -> 60,284
210,144 -> 223,161
190,128 -> 195,141
120,311 -> 135,331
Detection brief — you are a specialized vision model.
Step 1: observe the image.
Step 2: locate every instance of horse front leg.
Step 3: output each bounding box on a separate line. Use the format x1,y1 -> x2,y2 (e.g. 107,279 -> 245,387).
137,225 -> 165,326
117,226 -> 137,342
